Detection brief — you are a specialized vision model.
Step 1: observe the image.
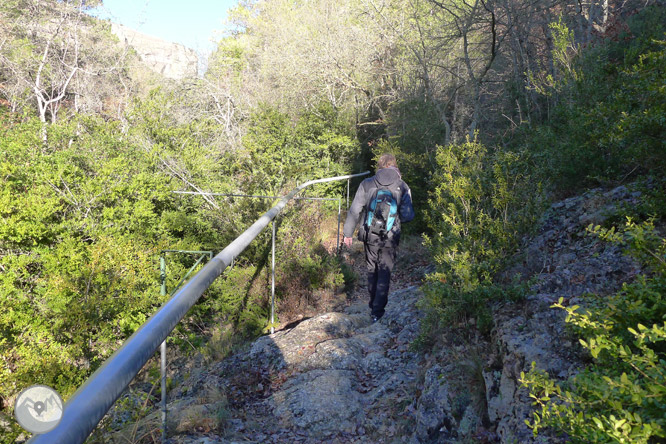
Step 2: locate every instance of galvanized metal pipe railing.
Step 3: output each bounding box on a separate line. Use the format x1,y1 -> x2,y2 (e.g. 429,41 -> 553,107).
28,171 -> 369,444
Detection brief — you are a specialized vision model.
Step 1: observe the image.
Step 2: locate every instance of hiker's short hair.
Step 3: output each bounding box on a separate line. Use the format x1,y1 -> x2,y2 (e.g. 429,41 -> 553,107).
377,153 -> 398,169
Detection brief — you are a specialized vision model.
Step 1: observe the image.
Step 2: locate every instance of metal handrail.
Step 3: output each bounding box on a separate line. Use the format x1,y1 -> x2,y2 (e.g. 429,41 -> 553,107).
28,171 -> 370,444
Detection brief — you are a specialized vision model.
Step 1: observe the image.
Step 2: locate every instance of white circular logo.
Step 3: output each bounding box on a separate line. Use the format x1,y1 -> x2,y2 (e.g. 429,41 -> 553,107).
14,385 -> 63,434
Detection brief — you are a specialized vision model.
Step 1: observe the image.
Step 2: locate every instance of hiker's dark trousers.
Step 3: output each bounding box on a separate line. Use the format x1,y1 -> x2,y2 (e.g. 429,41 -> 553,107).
364,243 -> 397,318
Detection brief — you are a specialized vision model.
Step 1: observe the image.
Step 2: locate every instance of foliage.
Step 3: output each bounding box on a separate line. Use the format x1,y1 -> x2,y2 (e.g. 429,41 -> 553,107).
210,0 -> 387,117
424,138 -> 543,289
528,15 -> 581,98
273,201 -> 348,312
618,178 -> 666,223
2,0 -> 665,441
0,93 -> 353,437
522,6 -> 666,192
521,220 -> 666,443
0,116 -> 169,440
416,137 -> 541,342
416,282 -> 528,343
241,102 -> 357,196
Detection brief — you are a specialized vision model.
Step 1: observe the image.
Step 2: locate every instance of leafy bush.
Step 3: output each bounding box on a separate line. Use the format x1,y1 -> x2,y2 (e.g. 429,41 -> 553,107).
242,102 -> 357,196
416,138 -> 541,342
424,138 -> 543,289
416,281 -> 528,342
0,96 -> 357,440
521,220 -> 666,443
0,116 -> 177,441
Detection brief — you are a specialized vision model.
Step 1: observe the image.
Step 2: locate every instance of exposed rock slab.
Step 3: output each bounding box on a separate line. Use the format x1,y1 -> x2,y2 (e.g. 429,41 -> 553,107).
111,23 -> 198,79
167,286 -> 426,443
486,185 -> 642,443
271,369 -> 363,435
415,364 -> 456,441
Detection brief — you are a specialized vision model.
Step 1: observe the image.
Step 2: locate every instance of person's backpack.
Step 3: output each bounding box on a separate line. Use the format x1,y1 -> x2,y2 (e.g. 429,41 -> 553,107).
365,184 -> 400,239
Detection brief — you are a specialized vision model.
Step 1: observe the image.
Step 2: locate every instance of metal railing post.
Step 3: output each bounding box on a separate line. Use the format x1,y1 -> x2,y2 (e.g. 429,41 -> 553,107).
337,198 -> 341,252
28,171 -> 369,444
160,341 -> 167,443
160,256 -> 166,297
347,178 -> 350,208
159,256 -> 167,443
271,221 -> 276,334
157,249 -> 213,442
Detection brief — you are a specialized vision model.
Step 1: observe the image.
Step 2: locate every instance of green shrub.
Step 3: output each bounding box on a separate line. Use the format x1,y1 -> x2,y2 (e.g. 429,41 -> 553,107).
416,281 -> 528,341
242,102 -> 357,196
416,138 -> 541,345
0,116 -> 180,441
424,138 -> 543,289
0,104 -> 356,440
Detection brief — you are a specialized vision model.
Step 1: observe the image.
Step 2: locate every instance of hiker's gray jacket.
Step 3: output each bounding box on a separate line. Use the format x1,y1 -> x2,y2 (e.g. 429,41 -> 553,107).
343,167 -> 415,245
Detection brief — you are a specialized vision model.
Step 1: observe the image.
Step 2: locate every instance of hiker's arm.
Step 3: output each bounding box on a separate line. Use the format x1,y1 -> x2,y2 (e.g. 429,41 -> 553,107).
343,182 -> 367,238
399,184 -> 415,223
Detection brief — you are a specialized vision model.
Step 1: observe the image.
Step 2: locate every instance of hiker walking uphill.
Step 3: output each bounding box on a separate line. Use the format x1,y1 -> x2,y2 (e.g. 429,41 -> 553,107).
343,154 -> 415,322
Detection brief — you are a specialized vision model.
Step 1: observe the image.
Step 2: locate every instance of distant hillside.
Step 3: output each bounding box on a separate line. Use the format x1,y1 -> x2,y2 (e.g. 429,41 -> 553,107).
111,23 -> 198,80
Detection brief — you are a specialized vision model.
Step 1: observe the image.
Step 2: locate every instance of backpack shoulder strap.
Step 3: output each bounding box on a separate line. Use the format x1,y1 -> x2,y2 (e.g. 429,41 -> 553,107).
389,180 -> 403,206
364,177 -> 381,206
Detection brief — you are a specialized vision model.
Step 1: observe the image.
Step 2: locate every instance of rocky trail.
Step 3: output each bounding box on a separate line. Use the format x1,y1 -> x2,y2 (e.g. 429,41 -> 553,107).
159,238 -> 434,444
110,185 -> 644,444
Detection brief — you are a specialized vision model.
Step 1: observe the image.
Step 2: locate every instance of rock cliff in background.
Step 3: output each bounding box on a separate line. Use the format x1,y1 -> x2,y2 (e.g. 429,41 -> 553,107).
111,23 -> 198,80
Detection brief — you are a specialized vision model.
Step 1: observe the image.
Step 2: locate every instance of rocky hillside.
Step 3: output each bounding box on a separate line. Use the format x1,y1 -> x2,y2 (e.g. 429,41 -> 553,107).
107,185 -> 642,443
482,184 -> 642,443
111,24 -> 198,79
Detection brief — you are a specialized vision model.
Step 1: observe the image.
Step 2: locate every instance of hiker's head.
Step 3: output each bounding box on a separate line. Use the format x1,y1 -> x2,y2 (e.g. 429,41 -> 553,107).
377,153 -> 398,170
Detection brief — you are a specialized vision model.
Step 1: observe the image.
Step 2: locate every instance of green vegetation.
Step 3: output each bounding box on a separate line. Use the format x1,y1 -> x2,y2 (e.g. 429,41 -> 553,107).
0,72 -> 355,443
519,8 -> 666,192
425,139 -> 542,289
0,111 -> 353,440
416,138 -> 540,340
517,10 -> 665,443
1,116 -> 176,396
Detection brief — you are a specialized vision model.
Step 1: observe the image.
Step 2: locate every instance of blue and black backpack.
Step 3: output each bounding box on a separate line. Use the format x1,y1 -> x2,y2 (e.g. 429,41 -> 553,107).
364,183 -> 401,240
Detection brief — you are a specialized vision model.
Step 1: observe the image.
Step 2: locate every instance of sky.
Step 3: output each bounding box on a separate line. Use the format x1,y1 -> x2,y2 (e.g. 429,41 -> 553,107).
91,0 -> 240,56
